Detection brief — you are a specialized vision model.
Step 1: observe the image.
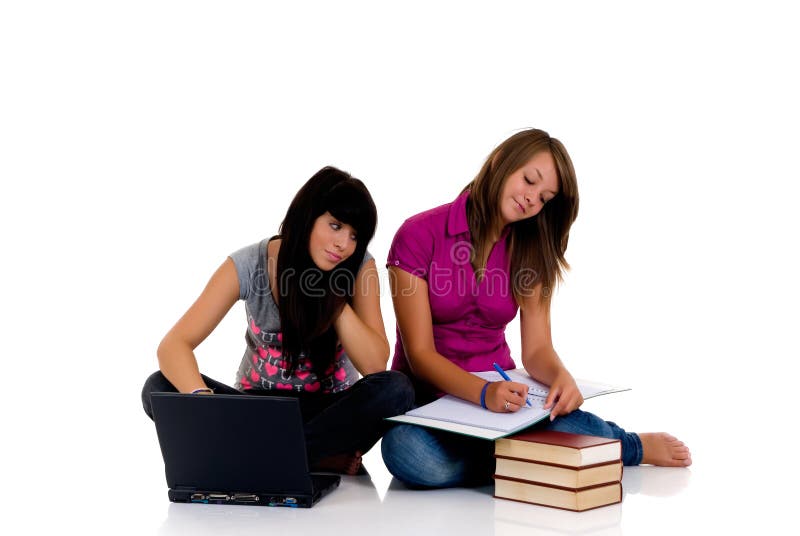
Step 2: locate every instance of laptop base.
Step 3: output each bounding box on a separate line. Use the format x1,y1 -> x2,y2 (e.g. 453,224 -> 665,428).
168,474 -> 340,508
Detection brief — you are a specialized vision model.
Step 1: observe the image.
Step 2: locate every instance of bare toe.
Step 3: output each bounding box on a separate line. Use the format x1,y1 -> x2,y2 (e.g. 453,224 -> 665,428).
640,432 -> 692,467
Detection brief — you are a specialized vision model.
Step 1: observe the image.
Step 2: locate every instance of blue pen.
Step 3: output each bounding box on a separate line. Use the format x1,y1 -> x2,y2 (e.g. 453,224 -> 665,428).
492,362 -> 532,407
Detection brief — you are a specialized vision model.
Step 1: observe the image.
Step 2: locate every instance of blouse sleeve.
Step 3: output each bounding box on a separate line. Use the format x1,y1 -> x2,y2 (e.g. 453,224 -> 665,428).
386,217 -> 434,281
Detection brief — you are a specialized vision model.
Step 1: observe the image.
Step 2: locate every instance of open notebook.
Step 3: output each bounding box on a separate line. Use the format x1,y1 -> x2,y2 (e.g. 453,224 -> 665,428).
387,369 -> 629,440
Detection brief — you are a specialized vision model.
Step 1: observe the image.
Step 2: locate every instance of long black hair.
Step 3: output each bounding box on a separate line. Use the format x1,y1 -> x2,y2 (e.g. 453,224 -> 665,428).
276,166 -> 377,377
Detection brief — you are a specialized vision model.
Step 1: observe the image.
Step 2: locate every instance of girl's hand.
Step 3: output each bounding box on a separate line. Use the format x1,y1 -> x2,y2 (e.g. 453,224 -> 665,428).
544,370 -> 584,420
486,381 -> 529,413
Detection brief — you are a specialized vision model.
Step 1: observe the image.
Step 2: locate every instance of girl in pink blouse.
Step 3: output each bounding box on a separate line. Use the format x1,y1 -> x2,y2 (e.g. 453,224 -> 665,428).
381,129 -> 691,488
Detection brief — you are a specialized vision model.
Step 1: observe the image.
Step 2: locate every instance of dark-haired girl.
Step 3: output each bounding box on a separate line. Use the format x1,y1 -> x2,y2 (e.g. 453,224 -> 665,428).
380,129 -> 691,488
142,166 -> 414,474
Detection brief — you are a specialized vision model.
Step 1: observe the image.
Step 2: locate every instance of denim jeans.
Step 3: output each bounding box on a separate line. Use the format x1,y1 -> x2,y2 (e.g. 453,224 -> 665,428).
142,370 -> 415,464
381,409 -> 643,489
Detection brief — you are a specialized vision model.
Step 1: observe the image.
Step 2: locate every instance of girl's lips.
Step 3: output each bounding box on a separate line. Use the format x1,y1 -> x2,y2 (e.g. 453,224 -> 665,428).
325,250 -> 342,262
515,200 -> 526,215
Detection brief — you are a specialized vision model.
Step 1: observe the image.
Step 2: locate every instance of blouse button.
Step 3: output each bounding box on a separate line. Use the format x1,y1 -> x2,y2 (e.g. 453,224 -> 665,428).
394,261 -> 400,265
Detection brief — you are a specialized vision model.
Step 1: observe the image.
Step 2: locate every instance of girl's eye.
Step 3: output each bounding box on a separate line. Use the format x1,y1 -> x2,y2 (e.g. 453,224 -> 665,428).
350,234 -> 358,241
330,222 -> 341,230
524,176 -> 534,185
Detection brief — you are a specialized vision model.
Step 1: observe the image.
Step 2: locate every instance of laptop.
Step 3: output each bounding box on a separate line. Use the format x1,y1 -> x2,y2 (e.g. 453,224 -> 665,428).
150,392 -> 340,508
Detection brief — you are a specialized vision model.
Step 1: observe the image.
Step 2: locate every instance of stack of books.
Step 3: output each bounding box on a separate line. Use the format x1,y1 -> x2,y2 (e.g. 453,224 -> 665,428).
493,430 -> 623,512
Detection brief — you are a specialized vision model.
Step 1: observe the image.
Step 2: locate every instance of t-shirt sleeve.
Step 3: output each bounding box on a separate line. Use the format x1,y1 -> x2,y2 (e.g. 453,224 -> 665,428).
228,241 -> 266,301
361,249 -> 374,268
386,217 -> 433,280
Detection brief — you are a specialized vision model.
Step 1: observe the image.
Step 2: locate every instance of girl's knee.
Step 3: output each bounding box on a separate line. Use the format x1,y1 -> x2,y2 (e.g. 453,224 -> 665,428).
381,425 -> 467,489
141,371 -> 174,420
363,371 -> 415,415
142,370 -> 168,391
546,409 -> 615,438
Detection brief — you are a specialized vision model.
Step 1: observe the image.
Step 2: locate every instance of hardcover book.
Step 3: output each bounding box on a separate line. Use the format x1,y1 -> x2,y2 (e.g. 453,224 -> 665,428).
494,456 -> 622,489
494,476 -> 622,512
494,430 -> 622,467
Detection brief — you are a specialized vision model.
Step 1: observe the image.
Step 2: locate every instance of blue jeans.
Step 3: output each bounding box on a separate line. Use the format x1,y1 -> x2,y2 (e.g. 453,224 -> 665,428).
142,370 -> 415,464
381,409 -> 643,489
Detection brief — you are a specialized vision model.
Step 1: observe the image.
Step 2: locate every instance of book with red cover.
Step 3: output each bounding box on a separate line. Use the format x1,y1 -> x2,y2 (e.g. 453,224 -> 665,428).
494,430 -> 621,468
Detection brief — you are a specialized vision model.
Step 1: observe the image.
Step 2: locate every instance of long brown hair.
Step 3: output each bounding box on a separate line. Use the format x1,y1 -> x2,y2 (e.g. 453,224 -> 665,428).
463,128 -> 579,304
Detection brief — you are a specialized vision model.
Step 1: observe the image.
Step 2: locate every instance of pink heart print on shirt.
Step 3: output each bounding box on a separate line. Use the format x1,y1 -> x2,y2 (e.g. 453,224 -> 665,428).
250,319 -> 261,335
295,370 -> 310,380
267,346 -> 281,358
264,362 -> 278,376
334,368 -> 347,381
304,382 -> 321,393
257,347 -> 268,358
240,377 -> 252,389
250,369 -> 260,382
276,383 -> 293,390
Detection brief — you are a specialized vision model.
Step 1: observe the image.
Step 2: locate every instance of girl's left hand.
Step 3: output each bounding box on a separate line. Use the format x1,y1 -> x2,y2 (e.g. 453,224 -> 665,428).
544,370 -> 584,420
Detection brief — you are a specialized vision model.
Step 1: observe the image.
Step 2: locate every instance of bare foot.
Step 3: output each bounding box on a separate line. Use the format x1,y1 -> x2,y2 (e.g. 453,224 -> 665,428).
639,433 -> 692,467
312,451 -> 363,475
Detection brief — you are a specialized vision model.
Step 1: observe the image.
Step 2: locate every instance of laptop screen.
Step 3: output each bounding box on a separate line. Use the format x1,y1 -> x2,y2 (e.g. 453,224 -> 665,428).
151,393 -> 314,496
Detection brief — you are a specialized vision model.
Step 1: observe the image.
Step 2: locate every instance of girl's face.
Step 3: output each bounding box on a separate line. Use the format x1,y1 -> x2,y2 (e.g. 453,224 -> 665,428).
308,211 -> 358,270
498,150 -> 560,227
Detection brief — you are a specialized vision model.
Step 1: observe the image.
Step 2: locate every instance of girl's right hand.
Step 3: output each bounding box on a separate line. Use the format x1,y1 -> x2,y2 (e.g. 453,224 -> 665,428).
486,381 -> 528,413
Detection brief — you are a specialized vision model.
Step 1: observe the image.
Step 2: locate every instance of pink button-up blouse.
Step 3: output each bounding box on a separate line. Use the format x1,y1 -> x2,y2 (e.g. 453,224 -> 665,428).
387,191 -> 519,399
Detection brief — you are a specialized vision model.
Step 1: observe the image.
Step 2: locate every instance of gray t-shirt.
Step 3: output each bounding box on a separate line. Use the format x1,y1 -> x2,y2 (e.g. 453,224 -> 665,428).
229,238 -> 373,394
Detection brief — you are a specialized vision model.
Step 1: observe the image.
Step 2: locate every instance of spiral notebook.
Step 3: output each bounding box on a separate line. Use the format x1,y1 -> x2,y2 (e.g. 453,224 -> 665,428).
387,369 -> 629,440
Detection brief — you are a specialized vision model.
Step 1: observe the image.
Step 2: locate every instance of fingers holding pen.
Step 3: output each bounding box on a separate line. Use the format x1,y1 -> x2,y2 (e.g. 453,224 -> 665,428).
487,381 -> 528,413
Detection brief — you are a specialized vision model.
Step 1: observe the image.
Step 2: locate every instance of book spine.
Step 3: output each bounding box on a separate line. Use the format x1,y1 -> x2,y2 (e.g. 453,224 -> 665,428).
492,493 -> 622,513
493,454 -> 622,470
493,474 -> 621,493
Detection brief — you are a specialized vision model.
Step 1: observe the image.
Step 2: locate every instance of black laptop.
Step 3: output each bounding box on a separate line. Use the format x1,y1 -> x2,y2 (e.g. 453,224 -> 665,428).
150,392 -> 340,508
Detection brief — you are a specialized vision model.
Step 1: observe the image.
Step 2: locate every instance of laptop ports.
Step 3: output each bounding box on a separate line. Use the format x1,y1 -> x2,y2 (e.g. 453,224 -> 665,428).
188,492 -> 259,504
232,494 -> 260,503
267,496 -> 299,507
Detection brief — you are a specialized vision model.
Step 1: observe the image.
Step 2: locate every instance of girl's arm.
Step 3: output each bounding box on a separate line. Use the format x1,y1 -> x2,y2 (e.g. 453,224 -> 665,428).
156,258 -> 240,393
519,286 -> 584,419
389,267 -> 527,412
333,259 -> 391,375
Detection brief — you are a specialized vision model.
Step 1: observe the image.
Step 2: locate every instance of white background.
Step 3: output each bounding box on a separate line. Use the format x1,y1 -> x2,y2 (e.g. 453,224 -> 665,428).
1,1 -> 798,534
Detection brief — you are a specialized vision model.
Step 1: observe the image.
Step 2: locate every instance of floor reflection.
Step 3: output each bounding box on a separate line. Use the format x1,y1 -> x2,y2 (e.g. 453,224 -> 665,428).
157,471 -> 382,535
622,466 -> 692,497
379,479 -> 495,534
154,464 -> 692,536
493,497 -> 622,536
